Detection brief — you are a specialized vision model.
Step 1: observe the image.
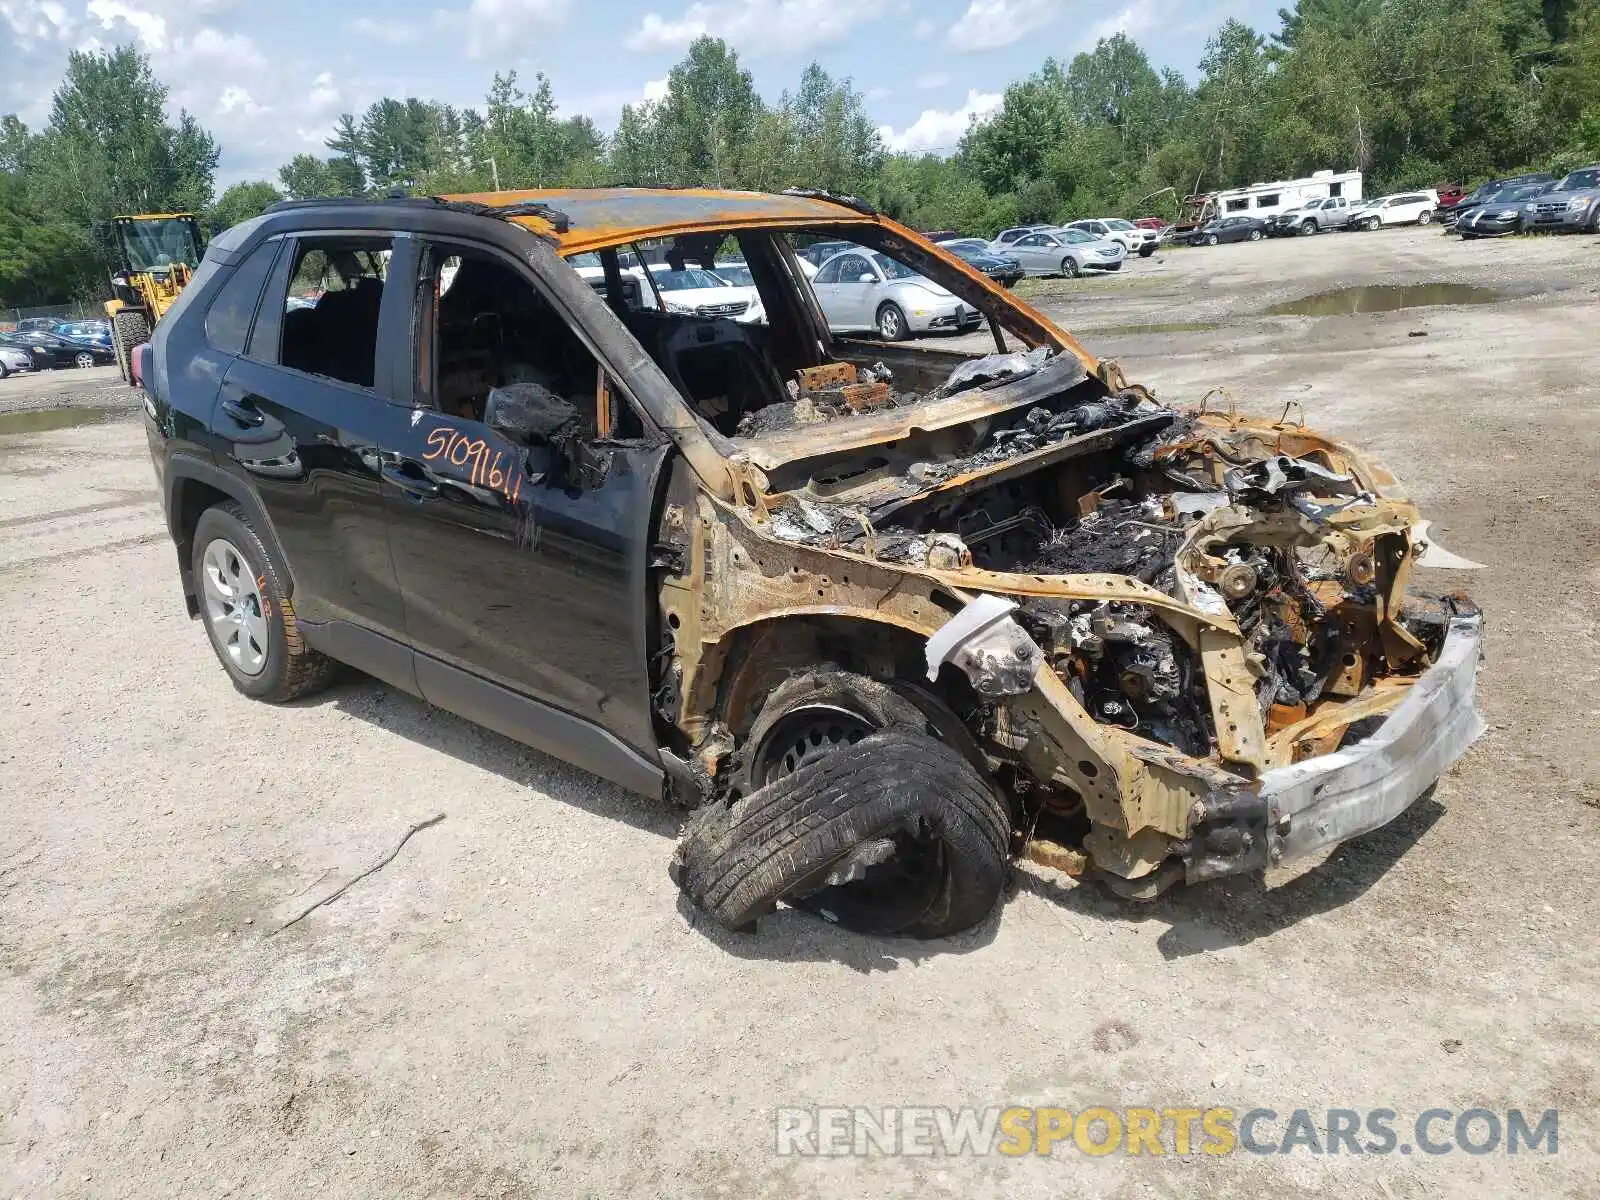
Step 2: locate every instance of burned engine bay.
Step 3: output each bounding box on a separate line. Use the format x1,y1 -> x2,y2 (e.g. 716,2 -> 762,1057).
658,338 -> 1480,890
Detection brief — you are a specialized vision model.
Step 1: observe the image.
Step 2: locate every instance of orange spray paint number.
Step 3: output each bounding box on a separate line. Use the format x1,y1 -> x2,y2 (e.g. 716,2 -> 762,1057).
422,426 -> 524,505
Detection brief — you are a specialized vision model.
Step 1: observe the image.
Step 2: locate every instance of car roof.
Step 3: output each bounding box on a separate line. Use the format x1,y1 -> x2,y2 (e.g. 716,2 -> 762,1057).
437,187 -> 877,254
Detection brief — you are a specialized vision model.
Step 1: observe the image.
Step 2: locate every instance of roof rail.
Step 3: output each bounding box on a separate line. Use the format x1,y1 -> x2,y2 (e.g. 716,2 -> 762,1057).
781,187 -> 877,217
261,193 -> 573,234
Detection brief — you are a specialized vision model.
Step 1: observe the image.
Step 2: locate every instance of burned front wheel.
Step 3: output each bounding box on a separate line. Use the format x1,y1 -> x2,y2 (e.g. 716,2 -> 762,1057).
672,728 -> 1010,939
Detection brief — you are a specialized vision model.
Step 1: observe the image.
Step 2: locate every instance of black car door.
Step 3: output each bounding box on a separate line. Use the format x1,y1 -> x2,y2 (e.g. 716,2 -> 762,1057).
211,231 -> 421,688
381,238 -> 668,793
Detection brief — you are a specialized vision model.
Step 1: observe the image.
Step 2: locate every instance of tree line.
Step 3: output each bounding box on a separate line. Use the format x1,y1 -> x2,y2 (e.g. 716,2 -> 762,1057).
4,0 -> 1598,308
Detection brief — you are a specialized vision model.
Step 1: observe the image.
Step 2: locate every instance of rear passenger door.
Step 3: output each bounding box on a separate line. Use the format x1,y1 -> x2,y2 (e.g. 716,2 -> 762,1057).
212,232 -> 420,680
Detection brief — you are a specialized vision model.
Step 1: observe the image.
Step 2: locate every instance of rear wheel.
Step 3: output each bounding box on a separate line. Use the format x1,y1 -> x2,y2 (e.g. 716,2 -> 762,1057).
73,350 -> 95,369
875,302 -> 908,341
1416,208 -> 1433,225
1061,256 -> 1081,277
111,310 -> 149,386
192,502 -> 337,702
1204,233 -> 1219,246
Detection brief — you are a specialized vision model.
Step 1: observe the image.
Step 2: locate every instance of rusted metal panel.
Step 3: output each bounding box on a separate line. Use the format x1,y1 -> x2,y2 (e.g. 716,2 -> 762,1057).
440,187 -> 878,254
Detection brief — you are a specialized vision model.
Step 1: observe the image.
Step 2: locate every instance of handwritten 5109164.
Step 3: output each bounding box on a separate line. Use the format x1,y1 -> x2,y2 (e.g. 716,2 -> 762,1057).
422,425 -> 525,505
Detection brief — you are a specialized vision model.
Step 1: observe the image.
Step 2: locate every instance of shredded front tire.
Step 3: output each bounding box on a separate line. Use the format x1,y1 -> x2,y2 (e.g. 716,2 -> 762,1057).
672,729 -> 1010,939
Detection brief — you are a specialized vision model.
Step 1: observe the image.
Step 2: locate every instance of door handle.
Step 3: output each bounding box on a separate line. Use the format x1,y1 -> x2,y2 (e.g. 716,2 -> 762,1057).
219,396 -> 265,427
381,460 -> 441,500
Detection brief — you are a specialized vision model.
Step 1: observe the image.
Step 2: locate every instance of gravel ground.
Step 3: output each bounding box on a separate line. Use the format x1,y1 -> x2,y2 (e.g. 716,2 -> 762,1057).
2,226 -> 1597,1198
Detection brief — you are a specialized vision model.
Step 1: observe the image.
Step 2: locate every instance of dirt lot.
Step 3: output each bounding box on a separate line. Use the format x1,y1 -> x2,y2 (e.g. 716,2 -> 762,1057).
2,226 -> 1597,1198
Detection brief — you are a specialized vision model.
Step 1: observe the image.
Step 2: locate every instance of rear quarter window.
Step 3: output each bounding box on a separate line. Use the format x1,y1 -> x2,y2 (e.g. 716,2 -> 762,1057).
204,241 -> 280,355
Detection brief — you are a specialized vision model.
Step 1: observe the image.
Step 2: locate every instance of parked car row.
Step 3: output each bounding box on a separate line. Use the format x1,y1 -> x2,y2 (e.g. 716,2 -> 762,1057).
1178,165 -> 1600,249
0,318 -> 116,374
1449,167 -> 1600,238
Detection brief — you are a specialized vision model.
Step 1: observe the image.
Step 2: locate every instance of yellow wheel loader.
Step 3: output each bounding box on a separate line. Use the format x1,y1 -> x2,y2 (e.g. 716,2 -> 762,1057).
103,213 -> 204,385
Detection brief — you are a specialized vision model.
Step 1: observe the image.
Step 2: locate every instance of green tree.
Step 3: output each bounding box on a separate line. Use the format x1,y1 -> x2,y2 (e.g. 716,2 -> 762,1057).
0,173 -> 101,307
277,153 -> 363,199
653,37 -> 764,185
27,45 -> 219,225
209,181 -> 284,233
787,64 -> 883,194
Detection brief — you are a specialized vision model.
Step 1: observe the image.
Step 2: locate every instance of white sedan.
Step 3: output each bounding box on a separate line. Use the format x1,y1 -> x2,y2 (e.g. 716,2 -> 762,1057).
809,249 -> 981,340
634,265 -> 765,324
993,227 -> 1126,277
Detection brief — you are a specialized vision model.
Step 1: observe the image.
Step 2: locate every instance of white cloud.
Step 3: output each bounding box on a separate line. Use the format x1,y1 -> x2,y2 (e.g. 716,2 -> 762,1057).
914,71 -> 949,90
3,0 -> 77,45
346,15 -> 424,43
865,85 -> 892,101
877,88 -> 1001,153
642,77 -> 669,103
945,0 -> 1059,51
183,26 -> 266,70
216,84 -> 264,116
912,16 -> 936,38
461,0 -> 570,59
627,0 -> 881,56
85,0 -> 168,49
1082,0 -> 1158,47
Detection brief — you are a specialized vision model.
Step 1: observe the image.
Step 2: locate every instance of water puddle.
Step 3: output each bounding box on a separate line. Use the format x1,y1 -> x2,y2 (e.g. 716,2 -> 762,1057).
0,405 -> 126,435
1265,283 -> 1507,317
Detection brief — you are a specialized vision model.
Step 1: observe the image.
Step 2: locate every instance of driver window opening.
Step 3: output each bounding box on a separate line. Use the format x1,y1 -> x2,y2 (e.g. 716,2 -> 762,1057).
425,246 -> 642,440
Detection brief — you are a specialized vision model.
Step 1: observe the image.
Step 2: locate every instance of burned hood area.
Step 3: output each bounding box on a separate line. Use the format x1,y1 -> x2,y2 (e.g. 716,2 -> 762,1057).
724,352 -> 1468,776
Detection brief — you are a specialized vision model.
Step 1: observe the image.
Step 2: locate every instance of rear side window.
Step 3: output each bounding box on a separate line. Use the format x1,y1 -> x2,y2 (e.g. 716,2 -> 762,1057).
204,242 -> 279,354
278,237 -> 392,389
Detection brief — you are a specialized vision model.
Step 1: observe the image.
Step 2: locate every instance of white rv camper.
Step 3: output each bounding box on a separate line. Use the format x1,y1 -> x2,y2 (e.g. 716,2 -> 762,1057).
1204,170 -> 1364,223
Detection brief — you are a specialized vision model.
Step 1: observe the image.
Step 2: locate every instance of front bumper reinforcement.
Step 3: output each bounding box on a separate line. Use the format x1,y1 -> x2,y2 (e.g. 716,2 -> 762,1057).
1262,613 -> 1485,864
1178,614 -> 1483,884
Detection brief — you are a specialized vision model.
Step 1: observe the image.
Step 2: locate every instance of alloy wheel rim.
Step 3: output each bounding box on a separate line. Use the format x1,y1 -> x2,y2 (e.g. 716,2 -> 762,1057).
879,308 -> 901,338
200,538 -> 269,676
76,352 -> 94,368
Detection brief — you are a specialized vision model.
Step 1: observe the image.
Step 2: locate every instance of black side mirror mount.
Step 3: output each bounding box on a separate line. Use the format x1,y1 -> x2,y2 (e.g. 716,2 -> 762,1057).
561,434 -> 612,491
484,382 -> 578,446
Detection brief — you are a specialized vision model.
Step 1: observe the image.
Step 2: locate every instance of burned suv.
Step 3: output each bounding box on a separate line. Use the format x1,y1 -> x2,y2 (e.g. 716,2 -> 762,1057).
142,188 -> 1484,938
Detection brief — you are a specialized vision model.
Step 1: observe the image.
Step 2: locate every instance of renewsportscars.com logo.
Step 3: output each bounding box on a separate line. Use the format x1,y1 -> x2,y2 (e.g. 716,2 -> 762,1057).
775,1106 -> 1559,1158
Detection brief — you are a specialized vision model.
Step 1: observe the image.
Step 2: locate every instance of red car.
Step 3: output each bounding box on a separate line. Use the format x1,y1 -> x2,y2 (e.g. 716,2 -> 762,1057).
1435,184 -> 1465,209
1133,217 -> 1169,230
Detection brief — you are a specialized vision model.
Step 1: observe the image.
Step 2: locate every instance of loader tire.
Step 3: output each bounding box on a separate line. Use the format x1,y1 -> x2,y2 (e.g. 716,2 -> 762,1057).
112,310 -> 149,386
672,728 -> 1010,939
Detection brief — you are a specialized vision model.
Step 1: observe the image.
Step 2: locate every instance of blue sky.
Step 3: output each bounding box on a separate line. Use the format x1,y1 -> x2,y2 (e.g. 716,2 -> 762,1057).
4,0 -> 1284,185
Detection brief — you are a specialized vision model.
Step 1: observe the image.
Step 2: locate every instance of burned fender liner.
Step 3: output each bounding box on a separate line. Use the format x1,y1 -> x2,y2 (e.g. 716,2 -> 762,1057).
671,729 -> 1010,937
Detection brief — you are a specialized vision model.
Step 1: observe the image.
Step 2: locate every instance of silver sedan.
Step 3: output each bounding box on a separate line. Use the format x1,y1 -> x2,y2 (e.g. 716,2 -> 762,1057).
992,227 -> 1126,277
809,249 -> 981,340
